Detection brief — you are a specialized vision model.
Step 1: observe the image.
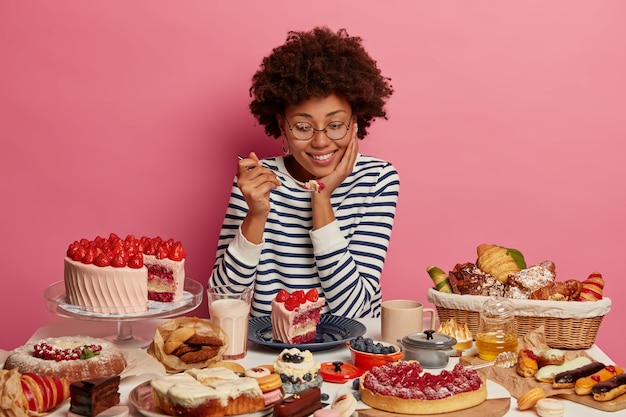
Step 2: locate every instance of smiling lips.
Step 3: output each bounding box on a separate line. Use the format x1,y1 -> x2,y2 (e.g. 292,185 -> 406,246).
310,151 -> 335,162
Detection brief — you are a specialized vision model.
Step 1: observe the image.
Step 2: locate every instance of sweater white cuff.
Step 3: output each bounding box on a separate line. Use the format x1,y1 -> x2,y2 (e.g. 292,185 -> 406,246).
230,227 -> 263,264
310,220 -> 345,254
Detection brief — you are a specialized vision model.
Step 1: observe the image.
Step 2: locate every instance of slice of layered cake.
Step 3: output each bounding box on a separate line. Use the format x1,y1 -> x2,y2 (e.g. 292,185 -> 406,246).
69,375 -> 120,417
271,289 -> 325,344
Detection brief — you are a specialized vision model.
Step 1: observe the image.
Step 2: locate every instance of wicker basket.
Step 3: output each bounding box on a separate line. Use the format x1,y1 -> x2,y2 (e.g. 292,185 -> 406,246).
427,288 -> 611,349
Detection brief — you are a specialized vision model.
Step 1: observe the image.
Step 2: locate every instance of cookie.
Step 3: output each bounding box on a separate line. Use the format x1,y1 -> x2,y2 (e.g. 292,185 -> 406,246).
187,335 -> 224,346
179,346 -> 217,363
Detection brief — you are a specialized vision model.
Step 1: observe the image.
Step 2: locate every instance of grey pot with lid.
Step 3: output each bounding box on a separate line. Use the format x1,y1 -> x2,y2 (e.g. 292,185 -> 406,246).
398,330 -> 457,369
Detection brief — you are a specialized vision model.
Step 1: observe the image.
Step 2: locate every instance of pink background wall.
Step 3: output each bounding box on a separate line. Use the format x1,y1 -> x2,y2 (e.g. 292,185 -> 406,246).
1,1 -> 624,363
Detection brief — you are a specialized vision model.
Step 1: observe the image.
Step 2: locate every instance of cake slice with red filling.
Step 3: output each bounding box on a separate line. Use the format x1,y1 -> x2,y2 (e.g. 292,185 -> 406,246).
271,289 -> 325,344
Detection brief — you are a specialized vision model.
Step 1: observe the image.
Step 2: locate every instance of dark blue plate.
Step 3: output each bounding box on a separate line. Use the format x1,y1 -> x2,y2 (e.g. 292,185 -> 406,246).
248,314 -> 366,351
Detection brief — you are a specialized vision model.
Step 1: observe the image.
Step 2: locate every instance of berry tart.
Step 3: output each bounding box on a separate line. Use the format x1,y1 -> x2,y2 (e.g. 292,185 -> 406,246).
3,336 -> 126,382
64,233 -> 186,314
271,289 -> 325,344
359,361 -> 487,414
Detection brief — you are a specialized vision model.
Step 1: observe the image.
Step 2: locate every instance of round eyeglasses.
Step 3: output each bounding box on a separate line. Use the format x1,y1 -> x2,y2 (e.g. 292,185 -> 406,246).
285,115 -> 352,141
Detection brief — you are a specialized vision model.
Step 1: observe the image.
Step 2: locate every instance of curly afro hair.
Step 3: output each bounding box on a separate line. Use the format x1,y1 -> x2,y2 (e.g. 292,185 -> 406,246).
249,26 -> 393,139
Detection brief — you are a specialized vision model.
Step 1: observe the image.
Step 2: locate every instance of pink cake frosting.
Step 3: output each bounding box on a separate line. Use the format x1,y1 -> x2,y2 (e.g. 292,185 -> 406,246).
63,234 -> 186,315
271,293 -> 325,344
64,257 -> 148,314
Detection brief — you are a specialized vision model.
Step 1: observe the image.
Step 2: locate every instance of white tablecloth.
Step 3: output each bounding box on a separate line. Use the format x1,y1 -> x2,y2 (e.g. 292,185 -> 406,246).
5,317 -> 619,417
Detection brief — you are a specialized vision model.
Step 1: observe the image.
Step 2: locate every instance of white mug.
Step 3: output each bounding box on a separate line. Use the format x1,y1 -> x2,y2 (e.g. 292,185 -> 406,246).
381,300 -> 436,344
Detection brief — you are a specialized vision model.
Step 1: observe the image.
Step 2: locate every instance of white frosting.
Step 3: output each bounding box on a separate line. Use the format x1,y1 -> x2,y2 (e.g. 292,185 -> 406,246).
185,367 -> 240,383
273,348 -> 319,379
271,297 -> 325,343
64,257 -> 148,314
151,367 -> 262,408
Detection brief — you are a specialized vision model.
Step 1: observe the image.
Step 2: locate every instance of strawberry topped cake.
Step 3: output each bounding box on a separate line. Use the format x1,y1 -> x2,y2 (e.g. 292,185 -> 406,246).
64,234 -> 186,314
271,289 -> 325,344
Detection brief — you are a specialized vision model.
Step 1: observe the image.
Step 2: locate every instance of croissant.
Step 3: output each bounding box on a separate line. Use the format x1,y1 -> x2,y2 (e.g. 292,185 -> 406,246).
529,280 -> 583,301
577,272 -> 604,301
0,369 -> 70,416
476,244 -> 526,284
426,266 -> 452,293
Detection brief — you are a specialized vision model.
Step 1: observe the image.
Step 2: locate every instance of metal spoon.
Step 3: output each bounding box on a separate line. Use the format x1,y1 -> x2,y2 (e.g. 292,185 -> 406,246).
465,351 -> 517,370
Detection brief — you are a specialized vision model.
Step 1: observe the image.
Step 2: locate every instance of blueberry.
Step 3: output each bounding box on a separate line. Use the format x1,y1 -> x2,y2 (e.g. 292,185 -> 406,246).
352,378 -> 360,390
321,393 -> 330,401
303,373 -> 312,381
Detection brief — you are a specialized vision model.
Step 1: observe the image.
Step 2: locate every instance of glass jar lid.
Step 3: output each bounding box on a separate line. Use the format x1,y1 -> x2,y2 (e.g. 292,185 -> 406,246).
401,330 -> 457,349
480,296 -> 515,319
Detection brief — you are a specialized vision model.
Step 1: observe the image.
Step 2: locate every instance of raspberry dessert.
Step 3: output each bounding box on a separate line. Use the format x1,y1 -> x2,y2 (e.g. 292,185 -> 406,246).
64,233 -> 185,314
359,361 -> 487,414
3,336 -> 126,382
271,289 -> 325,344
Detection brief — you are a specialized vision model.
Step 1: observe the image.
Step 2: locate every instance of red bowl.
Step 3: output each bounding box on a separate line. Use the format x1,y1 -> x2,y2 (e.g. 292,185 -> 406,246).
347,340 -> 404,371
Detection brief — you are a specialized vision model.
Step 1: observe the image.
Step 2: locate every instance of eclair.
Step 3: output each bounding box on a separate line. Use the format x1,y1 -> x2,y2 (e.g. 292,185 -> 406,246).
575,365 -> 623,396
592,373 -> 626,402
552,361 -> 606,389
535,356 -> 592,383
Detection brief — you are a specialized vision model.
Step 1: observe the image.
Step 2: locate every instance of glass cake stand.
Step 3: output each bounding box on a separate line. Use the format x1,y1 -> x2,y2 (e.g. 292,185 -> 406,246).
44,278 -> 204,348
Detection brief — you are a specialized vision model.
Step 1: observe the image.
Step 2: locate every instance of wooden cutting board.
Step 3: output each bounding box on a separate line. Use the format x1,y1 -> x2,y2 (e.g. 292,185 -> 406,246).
558,392 -> 626,412
357,398 -> 510,417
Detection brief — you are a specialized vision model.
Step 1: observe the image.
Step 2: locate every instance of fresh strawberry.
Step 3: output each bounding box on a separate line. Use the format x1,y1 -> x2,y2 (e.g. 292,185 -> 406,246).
111,251 -> 127,267
305,289 -> 319,302
67,243 -> 81,258
292,290 -> 306,304
82,247 -> 97,264
169,242 -> 186,261
94,252 -> 111,267
143,241 -> 157,255
156,245 -> 169,260
128,254 -> 143,268
71,245 -> 87,261
276,289 -> 290,302
284,296 -> 300,311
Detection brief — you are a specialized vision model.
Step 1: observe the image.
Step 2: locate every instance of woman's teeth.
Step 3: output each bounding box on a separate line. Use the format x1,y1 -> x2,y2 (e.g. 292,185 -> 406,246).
311,152 -> 333,161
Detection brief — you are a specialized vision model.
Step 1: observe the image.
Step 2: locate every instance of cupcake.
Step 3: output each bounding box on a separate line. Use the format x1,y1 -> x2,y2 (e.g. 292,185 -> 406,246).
273,348 -> 323,394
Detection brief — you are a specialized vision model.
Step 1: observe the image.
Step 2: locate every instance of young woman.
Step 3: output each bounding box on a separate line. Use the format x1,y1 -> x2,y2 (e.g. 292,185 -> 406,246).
210,27 -> 399,318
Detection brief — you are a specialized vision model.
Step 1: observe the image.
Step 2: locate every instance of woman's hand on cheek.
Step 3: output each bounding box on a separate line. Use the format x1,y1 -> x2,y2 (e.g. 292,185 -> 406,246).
317,135 -> 358,195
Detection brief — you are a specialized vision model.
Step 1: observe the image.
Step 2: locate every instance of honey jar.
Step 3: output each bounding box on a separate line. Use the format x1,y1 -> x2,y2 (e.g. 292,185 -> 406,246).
475,296 -> 518,361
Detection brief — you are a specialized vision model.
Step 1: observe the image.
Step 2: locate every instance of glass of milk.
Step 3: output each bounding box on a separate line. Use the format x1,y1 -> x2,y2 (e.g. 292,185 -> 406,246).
206,285 -> 252,359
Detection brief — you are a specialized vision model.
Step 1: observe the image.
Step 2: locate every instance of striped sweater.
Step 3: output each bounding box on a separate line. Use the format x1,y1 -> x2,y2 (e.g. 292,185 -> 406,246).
210,154 -> 400,318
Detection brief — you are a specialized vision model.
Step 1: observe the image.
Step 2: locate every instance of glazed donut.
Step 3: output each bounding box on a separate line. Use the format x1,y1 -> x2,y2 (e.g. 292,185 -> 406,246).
245,367 -> 272,379
516,387 -> 545,411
